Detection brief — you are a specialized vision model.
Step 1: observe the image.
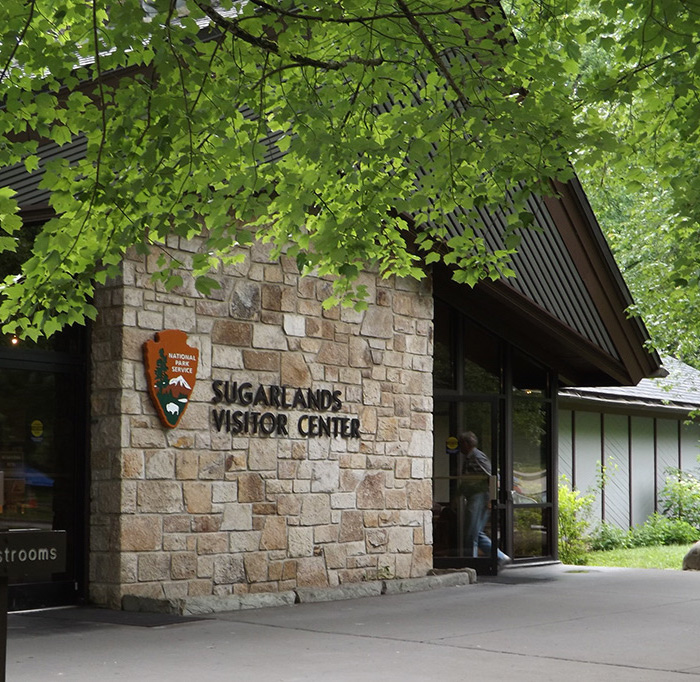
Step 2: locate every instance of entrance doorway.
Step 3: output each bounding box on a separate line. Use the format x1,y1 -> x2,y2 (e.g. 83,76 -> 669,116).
432,299 -> 556,573
0,332 -> 87,610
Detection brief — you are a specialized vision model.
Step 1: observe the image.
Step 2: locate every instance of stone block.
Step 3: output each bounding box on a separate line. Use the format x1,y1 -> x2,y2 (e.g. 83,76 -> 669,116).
360,306 -> 393,338
191,515 -> 222,533
317,341 -> 349,367
199,452 -> 225,479
175,452 -> 199,480
311,461 -> 340,493
248,440 -> 278,471
406,480 -> 432,510
212,481 -> 238,504
277,494 -> 302,516
230,282 -> 261,320
387,526 -> 414,553
281,353 -> 311,386
244,552 -> 269,582
356,472 -> 385,509
288,526 -> 314,558
163,515 -> 190,534
212,346 -> 244,369
238,474 -> 265,502
221,504 -> 253,531
138,553 -> 172,582
253,325 -> 288,350
131,428 -> 167,449
260,517 -> 287,551
283,314 -> 306,337
197,533 -> 229,555
145,451 -> 175,479
338,510 -> 364,542
213,554 -> 245,584
385,489 -> 407,509
330,492 -> 356,509
137,481 -> 183,513
121,516 -> 162,551
212,320 -> 253,346
376,417 -> 399,441
242,350 -> 280,371
366,529 -> 389,551
164,305 -> 196,333
295,557 -> 329,588
122,451 -> 144,479
183,482 -> 212,514
410,545 -> 433,577
300,495 -> 331,526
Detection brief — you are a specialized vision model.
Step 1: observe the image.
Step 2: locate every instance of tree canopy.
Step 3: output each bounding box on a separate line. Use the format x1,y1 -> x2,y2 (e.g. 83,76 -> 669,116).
1,0 -> 699,341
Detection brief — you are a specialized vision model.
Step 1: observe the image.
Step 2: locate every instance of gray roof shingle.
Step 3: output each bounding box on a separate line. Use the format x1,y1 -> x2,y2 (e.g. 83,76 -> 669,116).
560,356 -> 700,411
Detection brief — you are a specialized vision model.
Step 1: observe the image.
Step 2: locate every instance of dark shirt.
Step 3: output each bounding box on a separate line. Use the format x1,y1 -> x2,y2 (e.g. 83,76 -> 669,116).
463,446 -> 492,476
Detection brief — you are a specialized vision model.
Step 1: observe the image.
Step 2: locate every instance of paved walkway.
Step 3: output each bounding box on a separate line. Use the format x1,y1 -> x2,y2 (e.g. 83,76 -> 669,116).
7,563 -> 700,680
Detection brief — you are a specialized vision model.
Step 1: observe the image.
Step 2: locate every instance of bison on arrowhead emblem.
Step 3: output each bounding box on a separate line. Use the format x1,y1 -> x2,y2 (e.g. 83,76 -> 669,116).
143,330 -> 199,428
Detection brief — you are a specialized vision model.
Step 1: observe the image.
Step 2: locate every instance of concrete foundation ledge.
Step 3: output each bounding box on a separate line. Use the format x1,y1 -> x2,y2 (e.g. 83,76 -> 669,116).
121,591 -> 298,616
120,569 -> 478,615
382,569 -> 477,595
295,581 -> 384,603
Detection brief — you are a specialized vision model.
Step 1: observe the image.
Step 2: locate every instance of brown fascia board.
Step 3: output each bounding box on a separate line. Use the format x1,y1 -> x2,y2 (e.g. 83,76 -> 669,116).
433,266 -> 636,386
543,177 -> 661,384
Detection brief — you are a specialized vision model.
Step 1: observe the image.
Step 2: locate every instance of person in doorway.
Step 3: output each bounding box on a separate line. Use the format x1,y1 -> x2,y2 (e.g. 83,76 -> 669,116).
458,431 -> 512,567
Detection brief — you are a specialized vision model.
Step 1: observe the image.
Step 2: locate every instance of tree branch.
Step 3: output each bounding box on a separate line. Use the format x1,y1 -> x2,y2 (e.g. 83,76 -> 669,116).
193,0 -> 384,71
1,0 -> 37,84
394,0 -> 472,114
245,0 -> 472,25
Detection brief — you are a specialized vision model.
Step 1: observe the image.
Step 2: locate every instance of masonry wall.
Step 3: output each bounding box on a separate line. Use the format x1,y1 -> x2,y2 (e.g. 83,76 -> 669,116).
89,240 -> 434,610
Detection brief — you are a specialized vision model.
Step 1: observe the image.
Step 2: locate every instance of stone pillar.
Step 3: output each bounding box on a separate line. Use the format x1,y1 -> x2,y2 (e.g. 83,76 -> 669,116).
89,239 -> 434,610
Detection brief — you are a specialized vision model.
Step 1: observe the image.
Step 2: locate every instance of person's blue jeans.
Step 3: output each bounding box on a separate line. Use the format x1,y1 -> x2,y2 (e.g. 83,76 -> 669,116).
465,491 -> 508,561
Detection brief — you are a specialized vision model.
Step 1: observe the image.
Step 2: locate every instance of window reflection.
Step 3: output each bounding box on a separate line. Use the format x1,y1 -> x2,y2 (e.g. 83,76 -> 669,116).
0,368 -> 77,581
464,326 -> 500,394
512,399 -> 548,504
433,301 -> 455,390
513,507 -> 550,558
512,349 -> 548,397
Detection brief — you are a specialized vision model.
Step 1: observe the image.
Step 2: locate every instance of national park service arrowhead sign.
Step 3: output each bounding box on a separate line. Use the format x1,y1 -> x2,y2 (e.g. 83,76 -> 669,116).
143,330 -> 199,428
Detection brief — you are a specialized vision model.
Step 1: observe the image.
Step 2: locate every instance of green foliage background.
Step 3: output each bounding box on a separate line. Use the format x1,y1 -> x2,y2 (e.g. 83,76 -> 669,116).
1,0 -> 700,340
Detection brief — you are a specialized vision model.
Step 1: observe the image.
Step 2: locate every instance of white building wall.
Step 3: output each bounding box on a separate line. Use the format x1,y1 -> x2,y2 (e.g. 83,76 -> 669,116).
602,414 -> 629,529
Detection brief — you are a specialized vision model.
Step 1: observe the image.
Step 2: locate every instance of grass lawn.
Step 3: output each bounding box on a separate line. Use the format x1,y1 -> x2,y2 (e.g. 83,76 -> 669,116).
586,543 -> 694,570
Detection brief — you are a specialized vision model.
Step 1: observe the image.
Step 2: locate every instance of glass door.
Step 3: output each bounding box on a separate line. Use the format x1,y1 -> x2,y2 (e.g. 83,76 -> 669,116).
432,298 -> 557,572
509,350 -> 555,561
0,360 -> 86,609
433,399 -> 505,575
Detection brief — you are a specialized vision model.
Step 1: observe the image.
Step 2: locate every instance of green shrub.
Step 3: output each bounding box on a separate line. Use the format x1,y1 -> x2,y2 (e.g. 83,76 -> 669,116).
558,476 -> 594,565
659,468 -> 700,529
589,522 -> 631,551
630,513 -> 699,547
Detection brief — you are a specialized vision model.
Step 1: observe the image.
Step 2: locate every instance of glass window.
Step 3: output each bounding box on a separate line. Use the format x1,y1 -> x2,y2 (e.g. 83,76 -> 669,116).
513,507 -> 550,558
464,325 -> 501,394
433,300 -> 455,390
512,349 -> 548,397
0,367 -> 83,585
512,399 -> 549,503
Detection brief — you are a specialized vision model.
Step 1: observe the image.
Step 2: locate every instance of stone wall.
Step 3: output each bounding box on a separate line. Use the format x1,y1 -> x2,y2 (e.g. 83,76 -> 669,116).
90,239 -> 434,610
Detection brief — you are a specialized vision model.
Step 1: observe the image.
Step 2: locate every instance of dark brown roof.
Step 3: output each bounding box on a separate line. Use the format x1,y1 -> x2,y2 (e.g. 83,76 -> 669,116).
433,176 -> 661,387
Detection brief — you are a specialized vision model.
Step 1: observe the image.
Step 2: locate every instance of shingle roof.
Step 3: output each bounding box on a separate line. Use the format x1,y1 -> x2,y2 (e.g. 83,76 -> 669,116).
560,356 -> 700,411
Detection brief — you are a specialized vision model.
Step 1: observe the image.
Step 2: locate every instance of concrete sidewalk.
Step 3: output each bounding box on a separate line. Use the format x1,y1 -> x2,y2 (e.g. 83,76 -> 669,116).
7,563 -> 700,681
